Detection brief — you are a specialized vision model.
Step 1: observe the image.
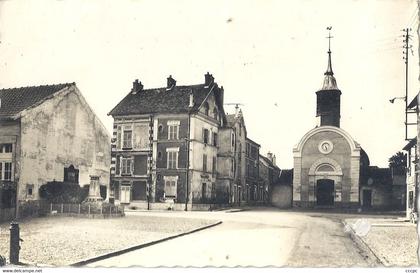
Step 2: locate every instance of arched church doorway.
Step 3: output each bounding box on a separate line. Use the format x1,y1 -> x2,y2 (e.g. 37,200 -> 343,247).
316,179 -> 334,206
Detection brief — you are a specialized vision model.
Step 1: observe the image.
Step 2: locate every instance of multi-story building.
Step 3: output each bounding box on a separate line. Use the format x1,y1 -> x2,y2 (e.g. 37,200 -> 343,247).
245,138 -> 260,203
217,107 -> 247,205
108,73 -> 226,208
0,83 -> 111,213
259,152 -> 280,203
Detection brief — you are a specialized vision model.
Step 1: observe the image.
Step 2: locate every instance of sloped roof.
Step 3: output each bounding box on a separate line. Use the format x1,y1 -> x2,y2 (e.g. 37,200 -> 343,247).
259,154 -> 280,171
0,83 -> 74,118
109,84 -> 221,116
407,93 -> 418,109
278,169 -> 293,185
226,114 -> 236,125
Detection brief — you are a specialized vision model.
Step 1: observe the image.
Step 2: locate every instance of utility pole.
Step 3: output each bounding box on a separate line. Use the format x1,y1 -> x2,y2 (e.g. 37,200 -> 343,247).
403,28 -> 413,141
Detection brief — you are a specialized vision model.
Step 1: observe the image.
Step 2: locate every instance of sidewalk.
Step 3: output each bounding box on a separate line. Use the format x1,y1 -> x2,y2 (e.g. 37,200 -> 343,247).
344,217 -> 418,266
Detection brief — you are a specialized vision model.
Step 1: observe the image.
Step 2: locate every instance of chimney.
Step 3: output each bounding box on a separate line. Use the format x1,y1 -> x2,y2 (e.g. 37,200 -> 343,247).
219,86 -> 224,105
204,72 -> 214,87
189,91 -> 194,108
267,152 -> 273,162
272,154 -> 276,166
131,79 -> 143,94
167,75 -> 176,90
234,104 -> 240,118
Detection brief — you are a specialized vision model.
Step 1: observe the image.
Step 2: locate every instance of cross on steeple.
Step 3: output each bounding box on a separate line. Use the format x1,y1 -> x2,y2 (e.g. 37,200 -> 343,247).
325,26 -> 334,76
326,26 -> 333,53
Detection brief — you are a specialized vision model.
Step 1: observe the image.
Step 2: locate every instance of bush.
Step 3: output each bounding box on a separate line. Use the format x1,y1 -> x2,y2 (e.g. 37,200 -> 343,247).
0,255 -> 6,266
39,181 -> 88,203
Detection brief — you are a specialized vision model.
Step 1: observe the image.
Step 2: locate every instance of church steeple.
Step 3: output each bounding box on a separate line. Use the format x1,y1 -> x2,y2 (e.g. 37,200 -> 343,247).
316,26 -> 342,127
321,27 -> 338,90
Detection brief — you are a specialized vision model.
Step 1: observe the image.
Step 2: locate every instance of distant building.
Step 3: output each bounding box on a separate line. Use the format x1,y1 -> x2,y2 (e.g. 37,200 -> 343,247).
245,138 -> 260,203
217,107 -> 247,205
293,37 -> 404,210
293,40 -> 373,209
108,73 -> 226,208
259,152 -> 280,204
0,83 -> 111,212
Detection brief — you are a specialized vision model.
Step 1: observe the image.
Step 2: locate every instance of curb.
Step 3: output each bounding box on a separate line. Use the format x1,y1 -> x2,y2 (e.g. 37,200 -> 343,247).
341,219 -> 384,266
69,220 -> 223,267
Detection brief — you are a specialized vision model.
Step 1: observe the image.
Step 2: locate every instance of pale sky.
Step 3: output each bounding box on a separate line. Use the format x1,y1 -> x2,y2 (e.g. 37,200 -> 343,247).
0,0 -> 418,169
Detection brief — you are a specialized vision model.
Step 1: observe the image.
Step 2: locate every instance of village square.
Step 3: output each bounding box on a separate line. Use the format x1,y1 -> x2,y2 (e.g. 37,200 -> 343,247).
0,0 -> 419,270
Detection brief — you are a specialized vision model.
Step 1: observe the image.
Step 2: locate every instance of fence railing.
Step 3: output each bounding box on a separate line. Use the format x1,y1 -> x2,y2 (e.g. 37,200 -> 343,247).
49,203 -> 124,216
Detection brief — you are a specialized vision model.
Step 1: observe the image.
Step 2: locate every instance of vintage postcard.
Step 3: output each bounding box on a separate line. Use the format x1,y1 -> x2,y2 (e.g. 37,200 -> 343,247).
0,0 -> 418,271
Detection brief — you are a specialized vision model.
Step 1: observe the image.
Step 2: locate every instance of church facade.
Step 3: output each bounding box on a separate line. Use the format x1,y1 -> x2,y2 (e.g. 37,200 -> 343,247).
292,42 -> 364,209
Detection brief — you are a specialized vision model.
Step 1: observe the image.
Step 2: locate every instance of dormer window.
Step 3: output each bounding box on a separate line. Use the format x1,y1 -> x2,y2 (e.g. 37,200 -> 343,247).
213,107 -> 218,120
0,144 -> 12,153
203,102 -> 209,116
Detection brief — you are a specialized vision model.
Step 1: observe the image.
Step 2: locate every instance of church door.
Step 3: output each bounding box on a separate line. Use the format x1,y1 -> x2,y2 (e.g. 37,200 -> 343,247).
316,179 -> 334,206
362,189 -> 372,208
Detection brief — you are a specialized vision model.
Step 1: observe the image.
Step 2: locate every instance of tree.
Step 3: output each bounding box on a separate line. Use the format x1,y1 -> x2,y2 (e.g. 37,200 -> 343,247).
388,151 -> 407,175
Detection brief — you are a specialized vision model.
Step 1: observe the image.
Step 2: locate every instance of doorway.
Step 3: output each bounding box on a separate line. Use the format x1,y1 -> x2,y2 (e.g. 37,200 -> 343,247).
316,179 -> 334,206
362,189 -> 372,208
120,185 -> 131,203
202,183 -> 207,203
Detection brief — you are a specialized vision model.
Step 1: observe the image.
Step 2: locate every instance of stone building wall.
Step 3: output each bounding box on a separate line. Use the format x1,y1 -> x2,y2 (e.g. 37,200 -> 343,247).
293,126 -> 360,208
19,86 -> 111,201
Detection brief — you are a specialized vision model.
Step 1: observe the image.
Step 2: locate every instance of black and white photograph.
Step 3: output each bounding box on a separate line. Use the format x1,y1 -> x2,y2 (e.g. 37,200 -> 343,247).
0,0 -> 418,271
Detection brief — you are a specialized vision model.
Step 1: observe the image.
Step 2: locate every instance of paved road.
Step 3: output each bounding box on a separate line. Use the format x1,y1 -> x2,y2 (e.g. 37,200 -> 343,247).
88,208 -> 379,267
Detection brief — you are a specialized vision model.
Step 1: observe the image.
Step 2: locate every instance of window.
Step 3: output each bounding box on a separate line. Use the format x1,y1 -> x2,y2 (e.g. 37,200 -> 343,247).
213,132 -> 218,146
64,165 -> 79,183
27,184 -> 34,196
167,121 -> 180,140
164,176 -> 178,198
121,158 -> 132,175
134,155 -> 148,175
0,144 -> 12,153
0,162 -> 12,181
4,162 -> 12,181
203,154 -> 207,172
158,151 -> 162,159
123,129 -> 132,149
203,129 -> 209,144
167,148 -> 179,169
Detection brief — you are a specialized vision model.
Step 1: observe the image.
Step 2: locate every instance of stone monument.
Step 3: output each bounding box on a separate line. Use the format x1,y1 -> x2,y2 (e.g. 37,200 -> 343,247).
84,175 -> 103,202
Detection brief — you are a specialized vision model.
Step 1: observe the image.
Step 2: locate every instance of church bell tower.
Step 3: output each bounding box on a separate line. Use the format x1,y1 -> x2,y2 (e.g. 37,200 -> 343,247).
316,27 -> 342,127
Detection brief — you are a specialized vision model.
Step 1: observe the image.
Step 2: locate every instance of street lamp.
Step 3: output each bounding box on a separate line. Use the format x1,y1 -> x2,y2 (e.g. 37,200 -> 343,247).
389,96 -> 406,104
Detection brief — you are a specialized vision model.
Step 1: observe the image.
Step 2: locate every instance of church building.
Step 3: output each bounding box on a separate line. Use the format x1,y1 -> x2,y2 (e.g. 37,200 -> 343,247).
292,34 -> 367,208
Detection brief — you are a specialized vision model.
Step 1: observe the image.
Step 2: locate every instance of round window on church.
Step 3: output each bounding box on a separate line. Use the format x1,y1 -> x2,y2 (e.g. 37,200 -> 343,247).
318,140 -> 334,154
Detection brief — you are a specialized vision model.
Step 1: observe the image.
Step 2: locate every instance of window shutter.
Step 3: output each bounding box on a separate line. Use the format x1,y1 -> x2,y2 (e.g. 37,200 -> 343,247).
116,156 -> 120,175
130,157 -> 134,175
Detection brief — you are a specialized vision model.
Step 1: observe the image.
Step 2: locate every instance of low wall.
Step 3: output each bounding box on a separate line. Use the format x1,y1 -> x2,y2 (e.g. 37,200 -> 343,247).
125,202 -> 229,211
48,203 -> 125,217
270,184 -> 292,208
